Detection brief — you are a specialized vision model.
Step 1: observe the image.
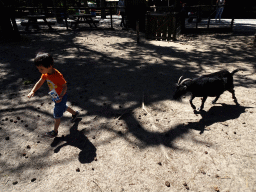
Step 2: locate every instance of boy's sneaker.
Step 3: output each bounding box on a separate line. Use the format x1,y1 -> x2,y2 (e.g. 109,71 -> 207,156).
71,111 -> 79,123
45,130 -> 58,138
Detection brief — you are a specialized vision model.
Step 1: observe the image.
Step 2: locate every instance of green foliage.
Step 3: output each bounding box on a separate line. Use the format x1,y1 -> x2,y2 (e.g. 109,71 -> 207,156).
67,9 -> 76,14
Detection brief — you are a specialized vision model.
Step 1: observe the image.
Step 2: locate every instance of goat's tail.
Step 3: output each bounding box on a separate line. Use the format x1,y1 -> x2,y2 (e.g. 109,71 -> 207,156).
231,69 -> 239,75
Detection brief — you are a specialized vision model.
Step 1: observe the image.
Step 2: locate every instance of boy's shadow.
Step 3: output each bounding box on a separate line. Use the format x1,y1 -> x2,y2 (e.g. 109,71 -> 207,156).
51,118 -> 96,164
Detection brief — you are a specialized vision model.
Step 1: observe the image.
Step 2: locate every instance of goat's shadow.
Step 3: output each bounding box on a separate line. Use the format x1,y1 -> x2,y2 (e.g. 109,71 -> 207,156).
159,104 -> 250,149
190,104 -> 250,134
116,104 -> 250,150
51,118 -> 96,164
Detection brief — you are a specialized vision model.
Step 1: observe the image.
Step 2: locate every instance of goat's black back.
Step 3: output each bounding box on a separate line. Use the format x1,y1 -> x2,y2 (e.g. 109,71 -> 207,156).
187,77 -> 226,97
186,70 -> 235,97
197,70 -> 234,89
199,70 -> 230,78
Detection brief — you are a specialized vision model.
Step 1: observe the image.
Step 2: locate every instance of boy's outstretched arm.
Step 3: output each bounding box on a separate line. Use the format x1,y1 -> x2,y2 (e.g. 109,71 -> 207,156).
27,78 -> 45,98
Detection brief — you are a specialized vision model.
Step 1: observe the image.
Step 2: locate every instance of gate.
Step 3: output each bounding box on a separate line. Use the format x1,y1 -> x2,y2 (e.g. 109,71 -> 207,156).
145,12 -> 181,40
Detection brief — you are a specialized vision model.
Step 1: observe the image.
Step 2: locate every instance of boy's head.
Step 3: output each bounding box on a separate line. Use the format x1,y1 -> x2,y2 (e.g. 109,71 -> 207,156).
34,52 -> 53,68
34,53 -> 54,74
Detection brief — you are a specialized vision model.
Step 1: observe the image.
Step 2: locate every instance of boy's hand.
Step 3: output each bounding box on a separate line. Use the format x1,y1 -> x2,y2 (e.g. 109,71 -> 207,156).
27,91 -> 35,98
56,97 -> 62,103
27,78 -> 45,99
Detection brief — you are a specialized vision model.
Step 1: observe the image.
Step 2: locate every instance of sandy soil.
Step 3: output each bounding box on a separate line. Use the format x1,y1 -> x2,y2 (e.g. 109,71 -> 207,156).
1,25 -> 256,192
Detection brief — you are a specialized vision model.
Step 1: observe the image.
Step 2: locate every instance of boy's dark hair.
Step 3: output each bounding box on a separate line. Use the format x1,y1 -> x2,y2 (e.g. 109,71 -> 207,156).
34,52 -> 53,68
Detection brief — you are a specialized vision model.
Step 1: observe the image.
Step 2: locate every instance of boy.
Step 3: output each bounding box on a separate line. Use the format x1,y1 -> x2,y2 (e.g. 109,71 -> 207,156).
27,52 -> 79,138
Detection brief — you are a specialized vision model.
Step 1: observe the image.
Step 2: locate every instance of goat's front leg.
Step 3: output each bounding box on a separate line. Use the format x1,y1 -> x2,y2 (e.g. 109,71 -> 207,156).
229,89 -> 239,105
189,95 -> 196,111
198,96 -> 207,111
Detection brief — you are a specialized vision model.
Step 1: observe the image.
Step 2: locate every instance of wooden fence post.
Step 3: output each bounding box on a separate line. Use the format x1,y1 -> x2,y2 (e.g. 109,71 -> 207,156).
254,33 -> 256,47
136,20 -> 140,43
145,12 -> 148,39
173,13 -> 177,40
168,13 -> 172,40
231,18 -> 234,30
110,7 -> 113,29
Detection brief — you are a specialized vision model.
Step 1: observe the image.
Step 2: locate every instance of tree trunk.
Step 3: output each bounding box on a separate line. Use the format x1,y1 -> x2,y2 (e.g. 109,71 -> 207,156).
0,2 -> 20,40
101,0 -> 106,19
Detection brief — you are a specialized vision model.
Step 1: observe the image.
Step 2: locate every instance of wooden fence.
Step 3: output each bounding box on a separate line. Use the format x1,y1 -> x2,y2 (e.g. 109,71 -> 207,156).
145,12 -> 181,40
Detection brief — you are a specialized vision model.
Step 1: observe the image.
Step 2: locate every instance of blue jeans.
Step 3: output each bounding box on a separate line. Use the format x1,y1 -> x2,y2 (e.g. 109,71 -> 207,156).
215,7 -> 224,20
53,94 -> 68,119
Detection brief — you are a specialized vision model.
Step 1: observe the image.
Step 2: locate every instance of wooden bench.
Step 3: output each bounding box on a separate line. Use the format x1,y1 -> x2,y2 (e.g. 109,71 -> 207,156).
96,10 -> 112,16
21,15 -> 55,30
69,20 -> 99,27
69,14 -> 99,28
21,21 -> 55,31
21,21 -> 55,26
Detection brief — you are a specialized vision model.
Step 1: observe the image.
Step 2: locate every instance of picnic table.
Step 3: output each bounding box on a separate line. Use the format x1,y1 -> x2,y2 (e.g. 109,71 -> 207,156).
21,15 -> 55,31
70,14 -> 99,29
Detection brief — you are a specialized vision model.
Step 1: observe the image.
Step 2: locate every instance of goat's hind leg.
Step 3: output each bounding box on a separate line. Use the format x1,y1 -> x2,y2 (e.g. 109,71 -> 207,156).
229,89 -> 239,105
189,95 -> 196,111
212,95 -> 220,104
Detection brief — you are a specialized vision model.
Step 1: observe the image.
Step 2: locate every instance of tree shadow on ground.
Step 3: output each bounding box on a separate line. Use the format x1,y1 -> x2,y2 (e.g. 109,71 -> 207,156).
51,118 -> 96,164
0,28 -> 255,171
116,104 -> 248,150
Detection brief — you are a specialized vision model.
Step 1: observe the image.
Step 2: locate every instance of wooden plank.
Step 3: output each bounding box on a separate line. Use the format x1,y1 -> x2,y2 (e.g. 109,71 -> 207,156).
69,20 -> 99,24
21,22 -> 55,26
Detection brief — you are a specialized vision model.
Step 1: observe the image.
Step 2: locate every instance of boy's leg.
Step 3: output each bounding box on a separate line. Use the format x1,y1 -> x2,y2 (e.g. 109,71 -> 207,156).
67,107 -> 80,123
45,118 -> 60,137
55,94 -> 79,122
66,107 -> 76,115
47,95 -> 66,137
54,118 -> 61,133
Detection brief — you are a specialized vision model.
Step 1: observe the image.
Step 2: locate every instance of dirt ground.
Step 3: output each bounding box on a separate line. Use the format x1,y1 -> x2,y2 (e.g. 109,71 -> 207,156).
1,25 -> 256,192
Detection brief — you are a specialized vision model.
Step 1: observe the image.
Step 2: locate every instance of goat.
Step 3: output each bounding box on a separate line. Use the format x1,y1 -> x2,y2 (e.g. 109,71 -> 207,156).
173,69 -> 239,112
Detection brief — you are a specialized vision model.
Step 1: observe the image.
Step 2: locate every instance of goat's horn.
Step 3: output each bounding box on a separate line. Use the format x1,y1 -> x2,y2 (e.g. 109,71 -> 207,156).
177,76 -> 183,85
180,78 -> 192,85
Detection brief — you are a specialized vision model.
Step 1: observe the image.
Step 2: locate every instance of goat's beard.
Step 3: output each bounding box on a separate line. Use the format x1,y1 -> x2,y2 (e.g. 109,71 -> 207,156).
173,93 -> 184,101
173,90 -> 190,101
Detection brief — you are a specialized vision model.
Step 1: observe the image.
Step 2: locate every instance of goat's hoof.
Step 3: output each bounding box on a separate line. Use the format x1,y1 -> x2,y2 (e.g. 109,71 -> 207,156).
194,110 -> 201,114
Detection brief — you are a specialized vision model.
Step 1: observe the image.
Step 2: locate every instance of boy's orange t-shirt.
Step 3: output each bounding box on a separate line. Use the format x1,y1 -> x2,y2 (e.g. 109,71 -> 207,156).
41,68 -> 67,96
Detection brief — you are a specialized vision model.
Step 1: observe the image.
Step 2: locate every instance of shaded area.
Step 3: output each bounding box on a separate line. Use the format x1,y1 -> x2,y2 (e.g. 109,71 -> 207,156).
0,25 -> 255,174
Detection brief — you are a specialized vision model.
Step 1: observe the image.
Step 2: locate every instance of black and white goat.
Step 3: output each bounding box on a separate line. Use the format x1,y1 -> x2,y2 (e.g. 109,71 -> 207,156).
173,69 -> 239,112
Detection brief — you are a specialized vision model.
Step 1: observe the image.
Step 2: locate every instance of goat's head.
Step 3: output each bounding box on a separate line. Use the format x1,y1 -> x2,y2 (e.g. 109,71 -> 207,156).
173,76 -> 192,100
